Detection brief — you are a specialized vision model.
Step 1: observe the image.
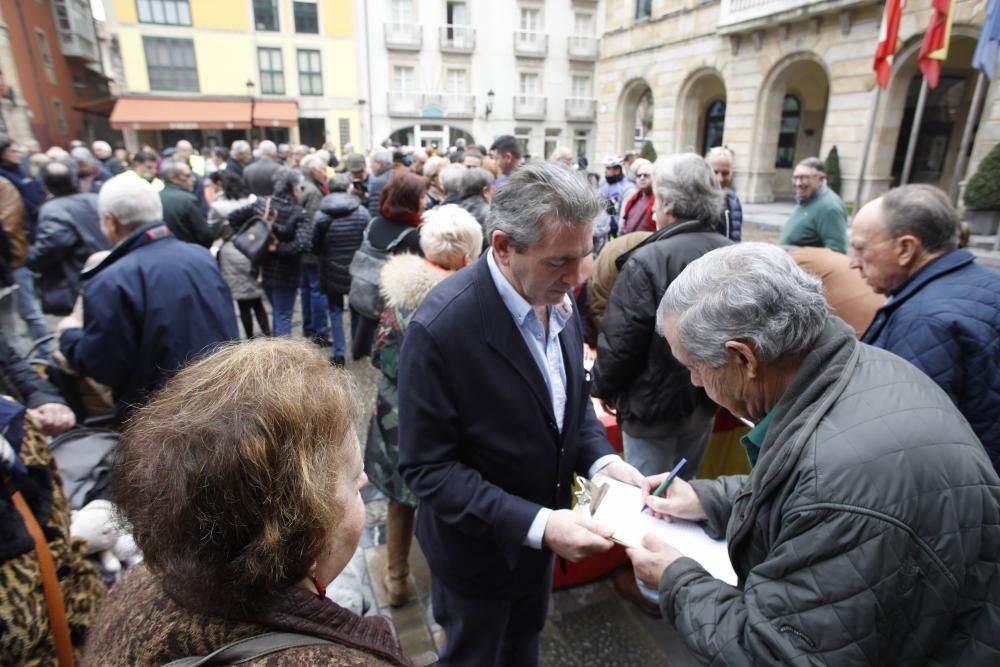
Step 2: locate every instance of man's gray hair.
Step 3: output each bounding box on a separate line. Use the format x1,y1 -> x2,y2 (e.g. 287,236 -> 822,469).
439,163 -> 466,195
328,173 -> 350,193
160,159 -> 190,181
653,153 -> 724,223
487,161 -> 602,252
657,243 -> 829,368
460,167 -> 494,199
92,140 -> 112,157
271,166 -> 303,196
70,147 -> 96,166
258,140 -> 278,157
98,173 -> 163,228
299,154 -> 326,173
419,204 -> 483,268
797,157 -> 826,174
230,139 -> 251,158
371,150 -> 392,174
879,184 -> 958,254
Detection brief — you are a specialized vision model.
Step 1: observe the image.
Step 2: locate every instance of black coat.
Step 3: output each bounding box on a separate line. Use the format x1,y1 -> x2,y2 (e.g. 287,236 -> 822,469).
27,193 -> 110,315
159,183 -> 213,247
224,157 -> 245,177
242,159 -> 281,197
592,220 -> 731,430
368,214 -> 421,256
229,195 -> 309,290
312,192 -> 370,296
398,256 -> 613,597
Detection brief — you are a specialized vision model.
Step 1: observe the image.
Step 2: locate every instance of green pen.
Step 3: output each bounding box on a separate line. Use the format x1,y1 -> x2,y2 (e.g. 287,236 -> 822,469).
640,457 -> 687,514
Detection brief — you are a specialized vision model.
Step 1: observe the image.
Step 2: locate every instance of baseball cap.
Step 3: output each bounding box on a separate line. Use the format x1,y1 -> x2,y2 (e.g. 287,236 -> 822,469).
345,153 -> 366,172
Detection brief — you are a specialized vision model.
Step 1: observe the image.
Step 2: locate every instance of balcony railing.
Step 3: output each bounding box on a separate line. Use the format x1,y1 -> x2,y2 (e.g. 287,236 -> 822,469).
513,95 -> 546,120
58,31 -> 100,62
567,35 -> 599,61
565,97 -> 597,121
439,25 -> 476,53
718,0 -> 877,32
422,93 -> 476,118
513,31 -> 548,58
386,92 -> 422,116
384,22 -> 423,50
53,0 -> 100,62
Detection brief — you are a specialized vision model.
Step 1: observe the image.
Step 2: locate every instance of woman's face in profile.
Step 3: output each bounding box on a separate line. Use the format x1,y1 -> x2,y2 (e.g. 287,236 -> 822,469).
314,433 -> 368,583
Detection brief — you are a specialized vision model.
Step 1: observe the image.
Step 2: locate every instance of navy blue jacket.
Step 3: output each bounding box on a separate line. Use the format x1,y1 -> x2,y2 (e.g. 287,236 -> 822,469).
397,256 -> 614,597
60,223 -> 238,415
861,249 -> 1000,471
715,188 -> 743,241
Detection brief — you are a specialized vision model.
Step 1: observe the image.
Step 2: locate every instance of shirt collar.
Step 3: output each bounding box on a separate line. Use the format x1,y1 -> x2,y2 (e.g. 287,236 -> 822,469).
486,249 -> 573,327
739,407 -> 776,468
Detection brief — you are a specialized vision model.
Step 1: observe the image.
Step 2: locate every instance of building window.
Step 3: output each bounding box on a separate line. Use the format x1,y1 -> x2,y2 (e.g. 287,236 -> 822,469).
391,0 -> 414,23
143,36 -> 199,92
136,0 -> 191,26
519,72 -> 539,96
636,0 -> 652,20
339,117 -> 351,146
573,12 -> 593,35
52,98 -> 69,136
446,1 -> 466,26
574,129 -> 589,159
520,7 -> 541,33
293,1 -> 319,33
258,47 -> 284,95
702,99 -> 726,155
297,49 -> 323,96
775,94 -> 801,168
515,127 -> 531,157
254,0 -> 279,31
571,75 -> 592,98
36,30 -> 56,84
445,68 -> 466,93
393,65 -> 416,92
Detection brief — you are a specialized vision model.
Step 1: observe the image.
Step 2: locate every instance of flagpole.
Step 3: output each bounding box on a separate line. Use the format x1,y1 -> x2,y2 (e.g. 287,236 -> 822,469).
853,84 -> 882,217
901,77 -> 930,185
947,71 -> 988,204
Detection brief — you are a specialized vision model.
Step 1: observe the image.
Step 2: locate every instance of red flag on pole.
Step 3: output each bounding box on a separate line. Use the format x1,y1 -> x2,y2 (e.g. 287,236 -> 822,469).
874,0 -> 907,89
919,0 -> 957,89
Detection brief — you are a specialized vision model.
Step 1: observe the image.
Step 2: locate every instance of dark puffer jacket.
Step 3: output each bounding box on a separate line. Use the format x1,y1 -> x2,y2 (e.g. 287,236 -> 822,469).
592,220 -> 730,432
26,193 -> 110,315
861,249 -> 1000,473
229,195 -> 310,290
312,192 -> 370,296
663,318 -> 1000,664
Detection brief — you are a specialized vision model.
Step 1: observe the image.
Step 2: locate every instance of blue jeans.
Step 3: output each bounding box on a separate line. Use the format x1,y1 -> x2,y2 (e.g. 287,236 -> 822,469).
299,263 -> 328,338
263,284 -> 297,337
12,266 -> 51,357
326,293 -> 357,359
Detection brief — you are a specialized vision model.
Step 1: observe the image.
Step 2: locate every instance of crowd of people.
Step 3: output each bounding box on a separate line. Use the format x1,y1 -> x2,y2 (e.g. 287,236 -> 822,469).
0,125 -> 998,666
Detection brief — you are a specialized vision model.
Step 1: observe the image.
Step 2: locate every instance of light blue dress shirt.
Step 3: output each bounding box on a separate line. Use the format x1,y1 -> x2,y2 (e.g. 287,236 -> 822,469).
486,250 -> 619,549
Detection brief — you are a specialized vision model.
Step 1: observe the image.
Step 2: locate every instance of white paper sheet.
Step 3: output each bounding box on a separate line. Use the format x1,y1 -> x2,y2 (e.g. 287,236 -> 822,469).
592,478 -> 738,586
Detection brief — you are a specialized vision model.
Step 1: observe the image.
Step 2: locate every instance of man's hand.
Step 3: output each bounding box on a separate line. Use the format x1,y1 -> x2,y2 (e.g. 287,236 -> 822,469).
644,475 -> 706,523
26,403 -> 76,436
626,533 -> 684,589
542,508 -> 615,562
595,459 -> 651,497
57,314 -> 82,334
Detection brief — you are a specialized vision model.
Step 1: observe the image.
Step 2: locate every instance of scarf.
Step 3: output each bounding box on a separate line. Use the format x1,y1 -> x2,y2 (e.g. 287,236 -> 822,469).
381,202 -> 422,227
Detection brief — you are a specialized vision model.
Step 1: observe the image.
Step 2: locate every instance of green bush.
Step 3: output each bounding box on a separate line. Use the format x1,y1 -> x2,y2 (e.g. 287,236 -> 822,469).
964,143 -> 1000,210
825,146 -> 842,196
639,140 -> 657,162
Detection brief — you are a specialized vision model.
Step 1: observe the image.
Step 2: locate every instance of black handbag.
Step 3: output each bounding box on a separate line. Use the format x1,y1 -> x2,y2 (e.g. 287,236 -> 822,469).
232,198 -> 274,267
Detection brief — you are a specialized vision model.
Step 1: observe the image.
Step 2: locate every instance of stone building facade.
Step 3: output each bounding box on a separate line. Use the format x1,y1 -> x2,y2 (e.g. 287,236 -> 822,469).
596,0 -> 997,204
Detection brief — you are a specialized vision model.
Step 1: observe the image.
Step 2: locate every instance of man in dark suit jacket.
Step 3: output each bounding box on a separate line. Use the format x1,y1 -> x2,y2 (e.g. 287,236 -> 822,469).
398,162 -> 648,667
242,140 -> 281,196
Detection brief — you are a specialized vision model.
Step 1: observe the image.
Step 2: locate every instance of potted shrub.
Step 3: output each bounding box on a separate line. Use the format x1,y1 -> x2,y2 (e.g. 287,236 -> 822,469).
639,140 -> 657,162
963,143 -> 1000,236
825,146 -> 842,196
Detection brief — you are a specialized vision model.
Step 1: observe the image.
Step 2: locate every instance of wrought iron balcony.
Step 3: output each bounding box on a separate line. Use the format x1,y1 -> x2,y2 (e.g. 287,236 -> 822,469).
565,97 -> 597,122
513,95 -> 547,120
513,31 -> 548,58
422,93 -> 476,118
567,35 -> 599,61
384,22 -> 423,50
439,25 -> 476,53
386,92 -> 422,116
718,0 -> 878,34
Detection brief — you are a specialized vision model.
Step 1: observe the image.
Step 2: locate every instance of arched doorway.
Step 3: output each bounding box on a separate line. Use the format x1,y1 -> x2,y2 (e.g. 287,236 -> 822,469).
747,53 -> 830,202
617,79 -> 653,154
872,29 -> 985,196
675,68 -> 727,154
387,124 -> 475,151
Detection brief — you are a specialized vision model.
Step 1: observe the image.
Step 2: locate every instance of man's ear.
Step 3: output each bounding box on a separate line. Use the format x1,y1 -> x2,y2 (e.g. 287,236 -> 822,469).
895,234 -> 922,268
492,230 -> 513,263
724,340 -> 759,380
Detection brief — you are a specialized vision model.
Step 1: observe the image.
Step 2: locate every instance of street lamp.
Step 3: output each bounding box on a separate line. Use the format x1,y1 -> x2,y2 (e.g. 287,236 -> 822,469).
246,79 -> 256,142
485,89 -> 495,120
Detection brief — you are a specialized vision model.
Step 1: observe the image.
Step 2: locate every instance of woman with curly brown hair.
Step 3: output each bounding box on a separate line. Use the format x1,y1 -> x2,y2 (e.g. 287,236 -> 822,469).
82,338 -> 413,666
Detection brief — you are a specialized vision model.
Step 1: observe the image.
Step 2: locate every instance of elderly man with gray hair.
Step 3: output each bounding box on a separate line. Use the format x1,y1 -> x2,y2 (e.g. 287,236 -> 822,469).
242,139 -> 281,196
58,174 -> 237,421
366,149 -> 393,217
159,159 -> 213,247
398,161 -> 648,667
626,242 -> 1000,664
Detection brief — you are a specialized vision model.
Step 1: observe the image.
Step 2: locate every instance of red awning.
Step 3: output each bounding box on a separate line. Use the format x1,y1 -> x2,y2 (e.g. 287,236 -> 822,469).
252,101 -> 298,128
110,97 -> 252,130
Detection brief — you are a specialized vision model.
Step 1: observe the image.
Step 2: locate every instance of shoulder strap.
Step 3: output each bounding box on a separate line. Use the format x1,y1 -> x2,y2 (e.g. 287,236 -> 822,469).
162,631 -> 334,667
385,225 -> 416,252
11,491 -> 75,667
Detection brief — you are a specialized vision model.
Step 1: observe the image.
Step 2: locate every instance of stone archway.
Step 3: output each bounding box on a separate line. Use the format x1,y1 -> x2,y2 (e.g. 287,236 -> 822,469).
869,26 -> 984,198
674,68 -> 727,155
617,78 -> 653,154
746,52 -> 831,202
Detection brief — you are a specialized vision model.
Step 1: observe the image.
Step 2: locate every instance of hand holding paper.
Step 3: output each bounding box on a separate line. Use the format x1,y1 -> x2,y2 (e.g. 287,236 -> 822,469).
627,534 -> 685,590
542,508 -> 615,562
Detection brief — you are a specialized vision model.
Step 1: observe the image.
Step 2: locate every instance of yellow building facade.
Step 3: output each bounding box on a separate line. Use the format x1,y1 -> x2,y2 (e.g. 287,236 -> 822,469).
106,0 -> 362,151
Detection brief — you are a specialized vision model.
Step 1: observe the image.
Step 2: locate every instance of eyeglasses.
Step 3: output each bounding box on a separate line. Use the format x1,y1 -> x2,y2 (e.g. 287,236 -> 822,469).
636,173 -> 652,179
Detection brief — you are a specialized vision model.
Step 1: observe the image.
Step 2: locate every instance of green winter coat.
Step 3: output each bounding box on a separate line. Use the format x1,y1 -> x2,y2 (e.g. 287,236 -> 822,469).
159,182 -> 213,247
778,187 -> 848,253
